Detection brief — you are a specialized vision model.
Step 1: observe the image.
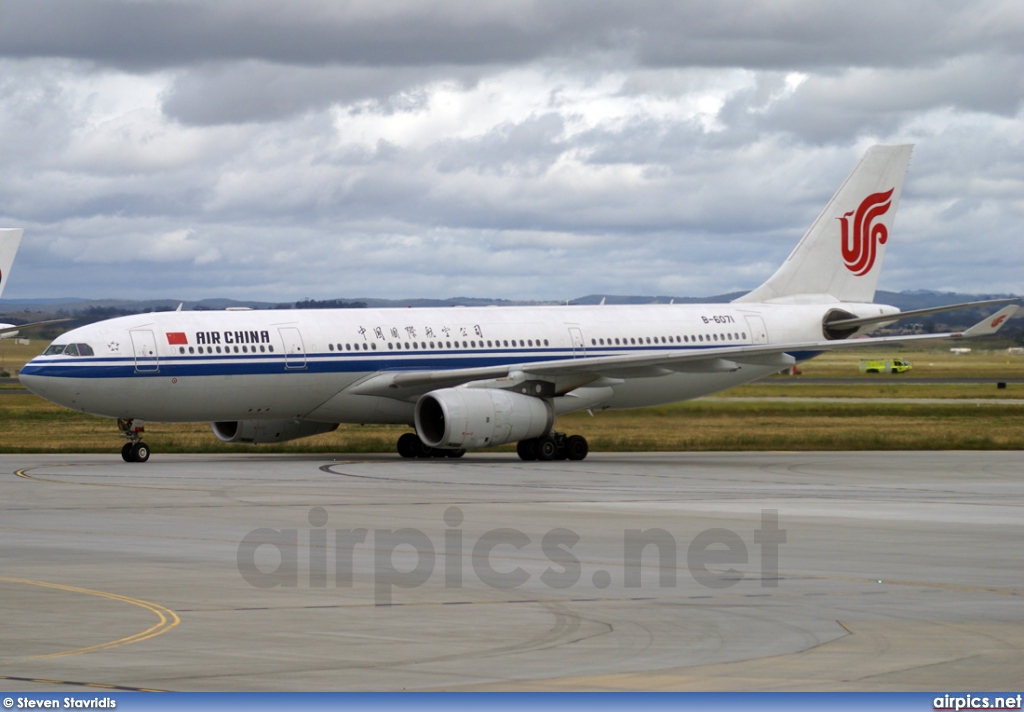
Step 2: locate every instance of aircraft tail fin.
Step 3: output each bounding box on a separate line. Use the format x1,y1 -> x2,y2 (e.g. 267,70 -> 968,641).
0,229 -> 24,300
735,145 -> 913,304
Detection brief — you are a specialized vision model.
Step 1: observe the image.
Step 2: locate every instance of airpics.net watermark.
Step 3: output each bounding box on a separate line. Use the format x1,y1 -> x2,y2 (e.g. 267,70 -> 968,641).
236,507 -> 786,605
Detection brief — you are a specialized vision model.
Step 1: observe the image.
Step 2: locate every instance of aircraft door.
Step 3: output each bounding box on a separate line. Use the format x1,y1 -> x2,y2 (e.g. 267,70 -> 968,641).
568,326 -> 585,357
744,315 -> 769,344
278,327 -> 307,369
130,329 -> 159,373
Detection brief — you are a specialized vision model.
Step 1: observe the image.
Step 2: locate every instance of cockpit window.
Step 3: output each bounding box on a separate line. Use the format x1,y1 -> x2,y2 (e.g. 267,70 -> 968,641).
42,343 -> 94,357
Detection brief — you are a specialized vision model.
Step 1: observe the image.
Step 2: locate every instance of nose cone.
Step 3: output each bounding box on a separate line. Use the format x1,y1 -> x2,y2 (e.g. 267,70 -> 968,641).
19,359 -> 76,409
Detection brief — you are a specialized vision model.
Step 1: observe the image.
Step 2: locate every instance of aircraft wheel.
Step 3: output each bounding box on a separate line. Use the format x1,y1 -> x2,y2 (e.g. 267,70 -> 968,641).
130,442 -> 150,463
517,439 -> 537,461
121,443 -> 134,462
397,432 -> 419,458
446,449 -> 466,458
565,435 -> 589,461
413,439 -> 434,458
536,436 -> 558,461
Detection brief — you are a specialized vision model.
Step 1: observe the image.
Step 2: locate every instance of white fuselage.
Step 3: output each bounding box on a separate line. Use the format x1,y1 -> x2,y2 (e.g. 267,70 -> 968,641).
19,301 -> 885,425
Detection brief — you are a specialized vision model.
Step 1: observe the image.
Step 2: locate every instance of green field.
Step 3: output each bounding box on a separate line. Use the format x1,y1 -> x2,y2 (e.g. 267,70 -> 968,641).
1,339 -> 1021,454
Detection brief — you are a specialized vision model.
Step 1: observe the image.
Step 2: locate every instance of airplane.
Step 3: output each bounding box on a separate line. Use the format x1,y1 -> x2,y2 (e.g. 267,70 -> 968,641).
15,145 -> 1021,463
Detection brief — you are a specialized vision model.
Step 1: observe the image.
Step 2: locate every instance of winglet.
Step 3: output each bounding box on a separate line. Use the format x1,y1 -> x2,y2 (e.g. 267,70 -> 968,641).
0,228 -> 24,300
958,305 -> 1020,338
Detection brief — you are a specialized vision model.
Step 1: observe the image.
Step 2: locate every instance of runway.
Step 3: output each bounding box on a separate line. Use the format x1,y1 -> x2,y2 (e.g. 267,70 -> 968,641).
1,451 -> 1022,691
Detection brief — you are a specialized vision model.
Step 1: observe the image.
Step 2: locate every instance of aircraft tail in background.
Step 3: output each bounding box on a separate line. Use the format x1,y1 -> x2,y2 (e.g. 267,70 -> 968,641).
0,228 -> 24,301
736,145 -> 913,305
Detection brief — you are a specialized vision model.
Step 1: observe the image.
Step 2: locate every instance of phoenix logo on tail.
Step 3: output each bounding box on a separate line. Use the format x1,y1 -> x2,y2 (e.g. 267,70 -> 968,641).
839,189 -> 894,276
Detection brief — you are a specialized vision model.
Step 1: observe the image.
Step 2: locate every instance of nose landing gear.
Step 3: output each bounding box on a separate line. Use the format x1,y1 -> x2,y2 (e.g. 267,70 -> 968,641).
118,418 -> 151,463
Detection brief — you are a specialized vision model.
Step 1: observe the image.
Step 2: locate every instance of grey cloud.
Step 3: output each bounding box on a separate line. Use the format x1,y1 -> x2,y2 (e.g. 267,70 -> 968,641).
433,113 -> 567,176
633,1 -> 1024,70
748,57 -> 1024,142
162,62 -> 481,125
4,0 -> 1021,72
0,0 -> 570,70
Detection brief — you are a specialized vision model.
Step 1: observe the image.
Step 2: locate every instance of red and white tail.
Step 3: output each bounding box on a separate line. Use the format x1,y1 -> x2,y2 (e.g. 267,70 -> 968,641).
0,228 -> 23,300
736,145 -> 913,304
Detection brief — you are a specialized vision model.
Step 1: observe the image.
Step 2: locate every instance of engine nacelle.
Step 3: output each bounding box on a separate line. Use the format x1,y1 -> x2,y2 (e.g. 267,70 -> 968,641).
415,388 -> 554,450
211,419 -> 339,444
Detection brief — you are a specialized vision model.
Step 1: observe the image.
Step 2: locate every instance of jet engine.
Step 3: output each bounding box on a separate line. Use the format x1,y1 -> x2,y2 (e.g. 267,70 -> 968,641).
211,419 -> 339,444
415,387 -> 554,450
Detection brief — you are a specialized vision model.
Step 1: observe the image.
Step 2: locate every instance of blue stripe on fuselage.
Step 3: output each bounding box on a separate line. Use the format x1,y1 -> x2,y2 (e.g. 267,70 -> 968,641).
19,344 -> 742,379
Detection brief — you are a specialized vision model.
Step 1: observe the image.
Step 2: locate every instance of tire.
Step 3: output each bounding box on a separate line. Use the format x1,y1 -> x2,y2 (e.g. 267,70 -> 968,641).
446,449 -> 466,458
517,439 -> 537,461
121,443 -> 134,462
565,435 -> 589,461
414,439 -> 434,458
397,432 -> 419,458
536,437 -> 558,461
130,442 -> 150,463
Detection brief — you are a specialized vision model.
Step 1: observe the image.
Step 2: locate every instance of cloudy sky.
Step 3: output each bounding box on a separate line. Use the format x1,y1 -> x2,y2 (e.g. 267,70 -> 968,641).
1,0 -> 1022,302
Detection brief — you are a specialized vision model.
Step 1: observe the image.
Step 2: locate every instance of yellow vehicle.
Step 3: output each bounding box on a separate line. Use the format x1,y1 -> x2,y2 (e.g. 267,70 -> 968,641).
860,358 -> 912,374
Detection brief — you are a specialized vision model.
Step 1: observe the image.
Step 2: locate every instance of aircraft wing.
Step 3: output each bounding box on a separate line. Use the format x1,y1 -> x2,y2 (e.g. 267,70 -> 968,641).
346,305 -> 1020,401
825,297 -> 1019,331
0,318 -> 73,337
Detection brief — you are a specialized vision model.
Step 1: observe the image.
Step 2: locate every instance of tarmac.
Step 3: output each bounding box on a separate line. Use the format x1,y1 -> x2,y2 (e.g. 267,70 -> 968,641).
1,451 -> 1022,691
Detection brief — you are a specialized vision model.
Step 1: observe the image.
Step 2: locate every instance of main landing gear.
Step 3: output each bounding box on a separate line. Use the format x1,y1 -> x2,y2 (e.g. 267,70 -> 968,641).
118,418 -> 151,463
394,431 -> 589,461
517,432 -> 589,461
396,432 -> 466,459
